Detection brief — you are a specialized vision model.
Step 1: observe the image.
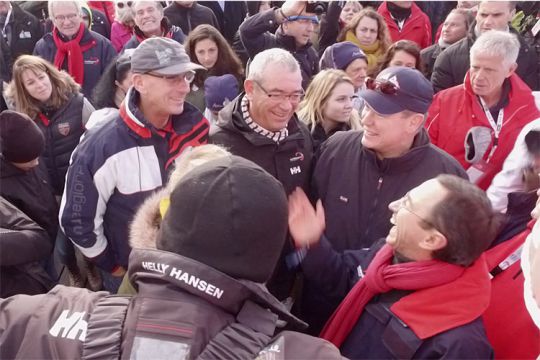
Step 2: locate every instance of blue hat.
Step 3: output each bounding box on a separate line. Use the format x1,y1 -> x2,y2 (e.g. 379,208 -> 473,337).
320,42 -> 367,71
204,74 -> 239,112
359,66 -> 434,115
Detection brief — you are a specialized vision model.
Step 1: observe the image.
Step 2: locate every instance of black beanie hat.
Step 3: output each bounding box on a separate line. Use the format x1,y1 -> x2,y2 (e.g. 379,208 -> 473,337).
156,155 -> 288,283
0,110 -> 45,163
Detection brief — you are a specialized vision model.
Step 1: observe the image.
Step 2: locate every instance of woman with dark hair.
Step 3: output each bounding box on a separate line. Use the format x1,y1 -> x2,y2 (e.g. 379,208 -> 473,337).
184,24 -> 244,112
87,50 -> 133,129
336,8 -> 392,76
378,39 -> 423,74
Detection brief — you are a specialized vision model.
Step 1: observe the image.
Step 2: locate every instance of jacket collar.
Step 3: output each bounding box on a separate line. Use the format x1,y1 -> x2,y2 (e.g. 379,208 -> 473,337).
129,248 -> 307,329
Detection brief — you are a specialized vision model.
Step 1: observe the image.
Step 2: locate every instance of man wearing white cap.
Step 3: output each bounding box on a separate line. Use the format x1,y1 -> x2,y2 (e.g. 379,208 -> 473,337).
60,37 -> 210,292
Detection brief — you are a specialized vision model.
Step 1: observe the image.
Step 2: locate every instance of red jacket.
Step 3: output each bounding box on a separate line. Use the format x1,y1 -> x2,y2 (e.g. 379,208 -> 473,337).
483,221 -> 540,359
378,2 -> 432,49
426,73 -> 540,190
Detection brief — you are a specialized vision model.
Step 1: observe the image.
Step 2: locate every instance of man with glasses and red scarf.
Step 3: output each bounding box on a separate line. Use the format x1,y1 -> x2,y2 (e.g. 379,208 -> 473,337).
33,1 -> 116,97
60,37 -> 209,293
288,174 -> 498,358
210,47 -> 313,307
301,66 -> 467,335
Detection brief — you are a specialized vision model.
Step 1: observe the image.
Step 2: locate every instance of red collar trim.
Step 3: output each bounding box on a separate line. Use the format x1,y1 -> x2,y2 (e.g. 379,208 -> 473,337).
38,113 -> 50,126
119,102 -> 151,138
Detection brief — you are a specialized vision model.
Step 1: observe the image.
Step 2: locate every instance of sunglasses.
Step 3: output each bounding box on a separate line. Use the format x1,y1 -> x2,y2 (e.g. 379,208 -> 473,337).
117,1 -> 133,9
365,78 -> 399,95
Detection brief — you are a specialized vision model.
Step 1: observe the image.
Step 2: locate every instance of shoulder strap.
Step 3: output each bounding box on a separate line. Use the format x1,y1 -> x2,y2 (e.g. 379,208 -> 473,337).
197,300 -> 279,360
82,295 -> 132,360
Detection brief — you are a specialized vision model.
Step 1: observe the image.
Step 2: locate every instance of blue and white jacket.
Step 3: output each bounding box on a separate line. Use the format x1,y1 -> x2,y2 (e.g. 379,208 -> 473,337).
59,88 -> 209,271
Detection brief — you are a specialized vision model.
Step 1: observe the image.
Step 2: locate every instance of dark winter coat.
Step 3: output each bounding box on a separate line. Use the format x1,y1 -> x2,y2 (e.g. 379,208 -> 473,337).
35,93 -> 93,196
0,158 -> 58,242
200,0 -> 247,43
431,24 -> 539,92
210,94 -> 313,301
239,8 -> 319,89
0,197 -> 54,298
420,43 -> 444,80
302,130 -> 468,333
2,2 -> 43,68
164,2 -> 220,34
0,246 -> 342,359
33,27 -> 117,97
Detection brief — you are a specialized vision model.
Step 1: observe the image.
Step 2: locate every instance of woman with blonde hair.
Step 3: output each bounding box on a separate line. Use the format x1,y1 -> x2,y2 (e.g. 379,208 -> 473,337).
297,69 -> 360,151
336,8 -> 392,75
5,55 -> 96,289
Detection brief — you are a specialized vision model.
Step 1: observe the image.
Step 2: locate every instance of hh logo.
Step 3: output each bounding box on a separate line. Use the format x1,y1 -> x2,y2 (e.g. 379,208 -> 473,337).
290,166 -> 301,175
49,310 -> 88,341
57,123 -> 70,136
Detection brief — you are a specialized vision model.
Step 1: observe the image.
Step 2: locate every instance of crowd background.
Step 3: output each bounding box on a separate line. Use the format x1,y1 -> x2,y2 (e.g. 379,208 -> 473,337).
0,1 -> 540,359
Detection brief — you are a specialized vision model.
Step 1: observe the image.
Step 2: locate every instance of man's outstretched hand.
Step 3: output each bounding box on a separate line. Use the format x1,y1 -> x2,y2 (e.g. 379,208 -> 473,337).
288,187 -> 325,248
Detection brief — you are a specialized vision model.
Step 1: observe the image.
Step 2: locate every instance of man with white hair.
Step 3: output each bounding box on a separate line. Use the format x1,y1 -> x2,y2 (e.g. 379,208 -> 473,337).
33,1 -> 116,97
426,30 -> 540,190
123,1 -> 185,51
210,47 -> 313,303
431,1 -> 538,92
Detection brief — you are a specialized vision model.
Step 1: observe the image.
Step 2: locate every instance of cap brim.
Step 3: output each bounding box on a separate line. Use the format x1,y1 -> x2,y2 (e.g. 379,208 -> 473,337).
358,89 -> 405,115
154,62 -> 207,75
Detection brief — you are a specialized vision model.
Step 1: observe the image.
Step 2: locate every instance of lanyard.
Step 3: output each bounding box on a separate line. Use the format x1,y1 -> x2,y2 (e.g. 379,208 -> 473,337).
478,96 -> 504,162
489,244 -> 523,278
1,7 -> 11,37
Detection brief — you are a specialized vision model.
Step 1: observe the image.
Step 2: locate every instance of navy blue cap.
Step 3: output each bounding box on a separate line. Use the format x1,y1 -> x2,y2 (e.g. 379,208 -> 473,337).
320,41 -> 367,71
204,74 -> 239,112
359,66 -> 434,115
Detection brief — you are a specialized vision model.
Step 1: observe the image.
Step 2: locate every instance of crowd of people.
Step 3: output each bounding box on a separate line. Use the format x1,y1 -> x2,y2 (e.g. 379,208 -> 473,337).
0,0 -> 539,359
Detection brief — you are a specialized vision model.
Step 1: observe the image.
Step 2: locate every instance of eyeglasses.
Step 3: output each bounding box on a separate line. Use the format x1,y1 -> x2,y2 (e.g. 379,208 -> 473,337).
54,13 -> 79,22
145,71 -> 195,84
117,1 -> 133,9
286,15 -> 320,25
365,78 -> 399,95
253,80 -> 304,104
393,195 -> 440,233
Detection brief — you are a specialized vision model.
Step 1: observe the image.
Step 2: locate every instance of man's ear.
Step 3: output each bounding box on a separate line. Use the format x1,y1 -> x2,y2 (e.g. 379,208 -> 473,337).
407,112 -> 425,134
244,79 -> 254,100
132,73 -> 145,94
419,231 -> 447,252
506,62 -> 518,78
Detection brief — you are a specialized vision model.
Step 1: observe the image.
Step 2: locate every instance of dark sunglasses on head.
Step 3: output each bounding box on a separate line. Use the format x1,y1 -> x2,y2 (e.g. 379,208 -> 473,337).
117,1 -> 133,9
365,78 -> 399,95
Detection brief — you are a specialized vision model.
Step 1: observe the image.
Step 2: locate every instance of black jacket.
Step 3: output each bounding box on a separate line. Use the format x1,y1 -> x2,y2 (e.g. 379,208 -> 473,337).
0,197 -> 54,298
200,0 -> 247,43
0,248 -> 342,359
123,18 -> 186,50
301,130 -> 468,333
209,94 -> 313,301
420,42 -> 443,80
164,2 -> 220,34
0,158 -> 58,242
239,8 -> 319,89
33,27 -> 117,97
431,24 -> 539,92
2,2 -> 43,68
35,93 -> 89,196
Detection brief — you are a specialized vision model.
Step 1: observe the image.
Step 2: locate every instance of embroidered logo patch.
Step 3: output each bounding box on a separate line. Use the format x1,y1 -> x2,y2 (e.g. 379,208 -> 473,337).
58,123 -> 70,136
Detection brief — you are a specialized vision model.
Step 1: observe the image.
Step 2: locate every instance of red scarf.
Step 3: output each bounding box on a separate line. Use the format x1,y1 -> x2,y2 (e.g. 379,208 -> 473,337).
53,23 -> 96,86
321,245 -> 491,347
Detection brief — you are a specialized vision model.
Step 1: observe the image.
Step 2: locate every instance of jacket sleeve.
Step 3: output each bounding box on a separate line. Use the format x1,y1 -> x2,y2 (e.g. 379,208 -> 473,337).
59,143 -> 118,272
318,1 -> 343,57
301,236 -> 375,302
32,37 -> 46,56
425,92 -> 442,146
239,8 -> 280,58
422,15 -> 432,49
521,45 -> 539,91
430,48 -> 455,93
0,198 -> 51,266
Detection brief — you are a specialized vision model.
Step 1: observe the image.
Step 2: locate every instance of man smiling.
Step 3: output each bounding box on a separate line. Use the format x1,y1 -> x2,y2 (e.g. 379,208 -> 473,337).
302,66 -> 466,334
60,37 -> 209,292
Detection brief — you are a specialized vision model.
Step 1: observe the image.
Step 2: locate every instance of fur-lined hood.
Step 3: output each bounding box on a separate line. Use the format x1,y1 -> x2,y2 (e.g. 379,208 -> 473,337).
129,188 -> 167,250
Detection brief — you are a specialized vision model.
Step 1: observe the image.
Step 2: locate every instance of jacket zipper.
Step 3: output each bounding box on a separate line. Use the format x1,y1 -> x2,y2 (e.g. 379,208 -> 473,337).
363,176 -> 384,240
